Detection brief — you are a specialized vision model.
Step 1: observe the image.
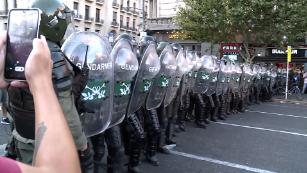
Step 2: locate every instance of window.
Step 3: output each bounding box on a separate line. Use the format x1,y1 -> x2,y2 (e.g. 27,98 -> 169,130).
120,0 -> 123,8
73,2 -> 79,15
127,0 -> 130,8
113,11 -> 117,21
85,27 -> 90,31
120,15 -> 123,26
133,2 -> 136,10
133,19 -> 136,29
126,17 -> 130,28
95,30 -> 100,33
96,8 -> 100,22
85,5 -> 90,20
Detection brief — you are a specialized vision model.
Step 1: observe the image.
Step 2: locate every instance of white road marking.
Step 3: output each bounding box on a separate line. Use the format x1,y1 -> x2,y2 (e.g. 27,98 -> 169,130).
266,103 -> 307,110
214,122 -> 307,137
247,110 -> 307,119
170,150 -> 277,173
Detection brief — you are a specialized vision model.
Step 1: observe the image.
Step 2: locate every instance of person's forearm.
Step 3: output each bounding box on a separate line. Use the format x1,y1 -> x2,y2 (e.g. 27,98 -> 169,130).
30,78 -> 81,173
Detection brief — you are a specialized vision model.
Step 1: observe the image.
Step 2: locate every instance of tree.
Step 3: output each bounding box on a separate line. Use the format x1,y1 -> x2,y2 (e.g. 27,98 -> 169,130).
175,0 -> 307,63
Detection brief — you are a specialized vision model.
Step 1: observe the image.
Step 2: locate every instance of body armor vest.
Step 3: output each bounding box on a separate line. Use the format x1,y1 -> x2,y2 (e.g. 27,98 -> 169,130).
8,41 -> 74,139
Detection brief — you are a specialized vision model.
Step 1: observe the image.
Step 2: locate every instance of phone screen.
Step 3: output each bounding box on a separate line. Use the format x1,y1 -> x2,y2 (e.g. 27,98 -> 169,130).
5,9 -> 40,80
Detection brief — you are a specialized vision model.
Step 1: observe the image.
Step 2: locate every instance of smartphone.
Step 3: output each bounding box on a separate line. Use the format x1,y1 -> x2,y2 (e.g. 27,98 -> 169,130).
5,8 -> 40,81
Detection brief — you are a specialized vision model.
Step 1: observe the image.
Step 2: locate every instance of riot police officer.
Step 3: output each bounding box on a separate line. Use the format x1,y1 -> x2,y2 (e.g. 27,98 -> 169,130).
7,1 -> 93,172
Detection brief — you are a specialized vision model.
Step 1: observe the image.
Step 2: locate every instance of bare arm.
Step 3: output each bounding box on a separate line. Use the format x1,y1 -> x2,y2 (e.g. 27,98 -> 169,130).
11,36 -> 81,173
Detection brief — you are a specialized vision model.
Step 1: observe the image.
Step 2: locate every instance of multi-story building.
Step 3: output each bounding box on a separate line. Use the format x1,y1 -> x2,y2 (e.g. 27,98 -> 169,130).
146,0 -> 203,54
0,0 -> 148,40
146,0 -> 221,56
0,0 -> 17,30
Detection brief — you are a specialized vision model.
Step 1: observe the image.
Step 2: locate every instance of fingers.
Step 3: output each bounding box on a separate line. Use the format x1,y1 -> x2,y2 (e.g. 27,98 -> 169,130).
0,31 -> 7,47
10,81 -> 28,88
40,35 -> 48,47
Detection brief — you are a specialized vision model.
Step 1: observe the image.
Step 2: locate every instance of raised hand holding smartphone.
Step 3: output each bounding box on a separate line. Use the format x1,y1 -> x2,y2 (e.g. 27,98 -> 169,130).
5,8 -> 40,81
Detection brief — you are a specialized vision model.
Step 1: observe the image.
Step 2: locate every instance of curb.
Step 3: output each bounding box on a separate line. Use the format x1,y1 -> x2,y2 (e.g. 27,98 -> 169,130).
273,98 -> 307,105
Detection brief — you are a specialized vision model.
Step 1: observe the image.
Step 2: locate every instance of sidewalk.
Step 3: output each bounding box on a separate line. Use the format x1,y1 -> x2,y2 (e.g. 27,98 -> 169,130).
273,94 -> 307,105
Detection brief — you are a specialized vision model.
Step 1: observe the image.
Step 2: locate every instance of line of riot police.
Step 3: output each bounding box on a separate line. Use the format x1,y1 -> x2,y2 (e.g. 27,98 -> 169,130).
3,1 -> 278,173
60,31 -> 278,173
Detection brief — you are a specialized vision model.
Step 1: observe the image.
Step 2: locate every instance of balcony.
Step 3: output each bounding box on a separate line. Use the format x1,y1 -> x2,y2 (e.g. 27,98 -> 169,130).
120,5 -> 125,12
111,21 -> 119,27
112,2 -> 119,8
132,9 -> 139,16
95,19 -> 104,26
85,0 -> 94,2
126,7 -> 132,15
74,14 -> 83,21
0,10 -> 8,17
96,0 -> 104,5
146,17 -> 179,31
84,17 -> 94,23
120,25 -> 127,31
127,27 -> 133,32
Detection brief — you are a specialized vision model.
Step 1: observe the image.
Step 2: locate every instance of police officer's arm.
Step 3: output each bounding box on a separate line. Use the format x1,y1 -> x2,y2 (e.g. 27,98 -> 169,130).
0,34 -> 81,173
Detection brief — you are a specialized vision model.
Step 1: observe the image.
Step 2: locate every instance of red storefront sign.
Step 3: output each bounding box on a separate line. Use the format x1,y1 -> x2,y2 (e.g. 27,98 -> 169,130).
220,43 -> 242,53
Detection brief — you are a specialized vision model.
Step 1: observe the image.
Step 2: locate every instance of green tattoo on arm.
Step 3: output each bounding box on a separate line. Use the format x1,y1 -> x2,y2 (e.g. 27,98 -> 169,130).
32,122 -> 47,165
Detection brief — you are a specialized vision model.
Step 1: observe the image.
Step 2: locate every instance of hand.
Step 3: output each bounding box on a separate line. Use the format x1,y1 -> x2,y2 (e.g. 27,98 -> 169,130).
25,35 -> 53,92
0,31 -> 8,88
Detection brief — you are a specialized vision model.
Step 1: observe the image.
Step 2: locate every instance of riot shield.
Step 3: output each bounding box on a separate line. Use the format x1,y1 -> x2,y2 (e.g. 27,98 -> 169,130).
216,60 -> 226,96
193,55 -> 212,94
206,56 -> 219,96
222,60 -> 230,94
233,63 -> 242,93
185,51 -> 197,90
164,48 -> 188,107
109,37 -> 139,127
178,51 -> 193,104
146,44 -> 177,110
126,44 -> 160,116
61,31 -> 113,137
240,63 -> 250,93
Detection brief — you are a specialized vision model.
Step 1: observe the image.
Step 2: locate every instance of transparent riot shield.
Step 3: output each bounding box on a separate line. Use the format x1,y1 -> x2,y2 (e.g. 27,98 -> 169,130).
164,48 -> 188,107
109,37 -> 139,127
61,31 -> 113,137
206,56 -> 219,96
146,44 -> 177,110
126,44 -> 160,116
216,60 -> 226,96
193,55 -> 212,94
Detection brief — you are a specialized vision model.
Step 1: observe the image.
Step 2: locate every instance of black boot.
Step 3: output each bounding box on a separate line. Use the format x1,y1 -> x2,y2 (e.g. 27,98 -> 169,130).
146,135 -> 160,166
127,144 -> 143,173
91,134 -> 106,173
195,103 -> 207,129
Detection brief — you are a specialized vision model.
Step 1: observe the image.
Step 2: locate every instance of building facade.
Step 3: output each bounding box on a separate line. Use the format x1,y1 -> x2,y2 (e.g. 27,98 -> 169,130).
0,0 -> 17,30
146,0 -> 205,54
0,0 -> 148,40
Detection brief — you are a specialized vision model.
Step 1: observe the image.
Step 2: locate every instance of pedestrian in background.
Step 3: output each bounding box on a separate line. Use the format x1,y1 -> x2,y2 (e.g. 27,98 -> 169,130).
301,71 -> 307,94
0,88 -> 9,125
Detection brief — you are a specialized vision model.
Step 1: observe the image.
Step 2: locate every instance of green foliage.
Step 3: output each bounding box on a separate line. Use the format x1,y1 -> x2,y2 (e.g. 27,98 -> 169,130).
176,0 -> 307,46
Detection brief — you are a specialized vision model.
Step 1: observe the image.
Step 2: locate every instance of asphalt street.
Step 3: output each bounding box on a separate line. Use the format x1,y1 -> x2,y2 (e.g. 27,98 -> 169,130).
1,102 -> 307,173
